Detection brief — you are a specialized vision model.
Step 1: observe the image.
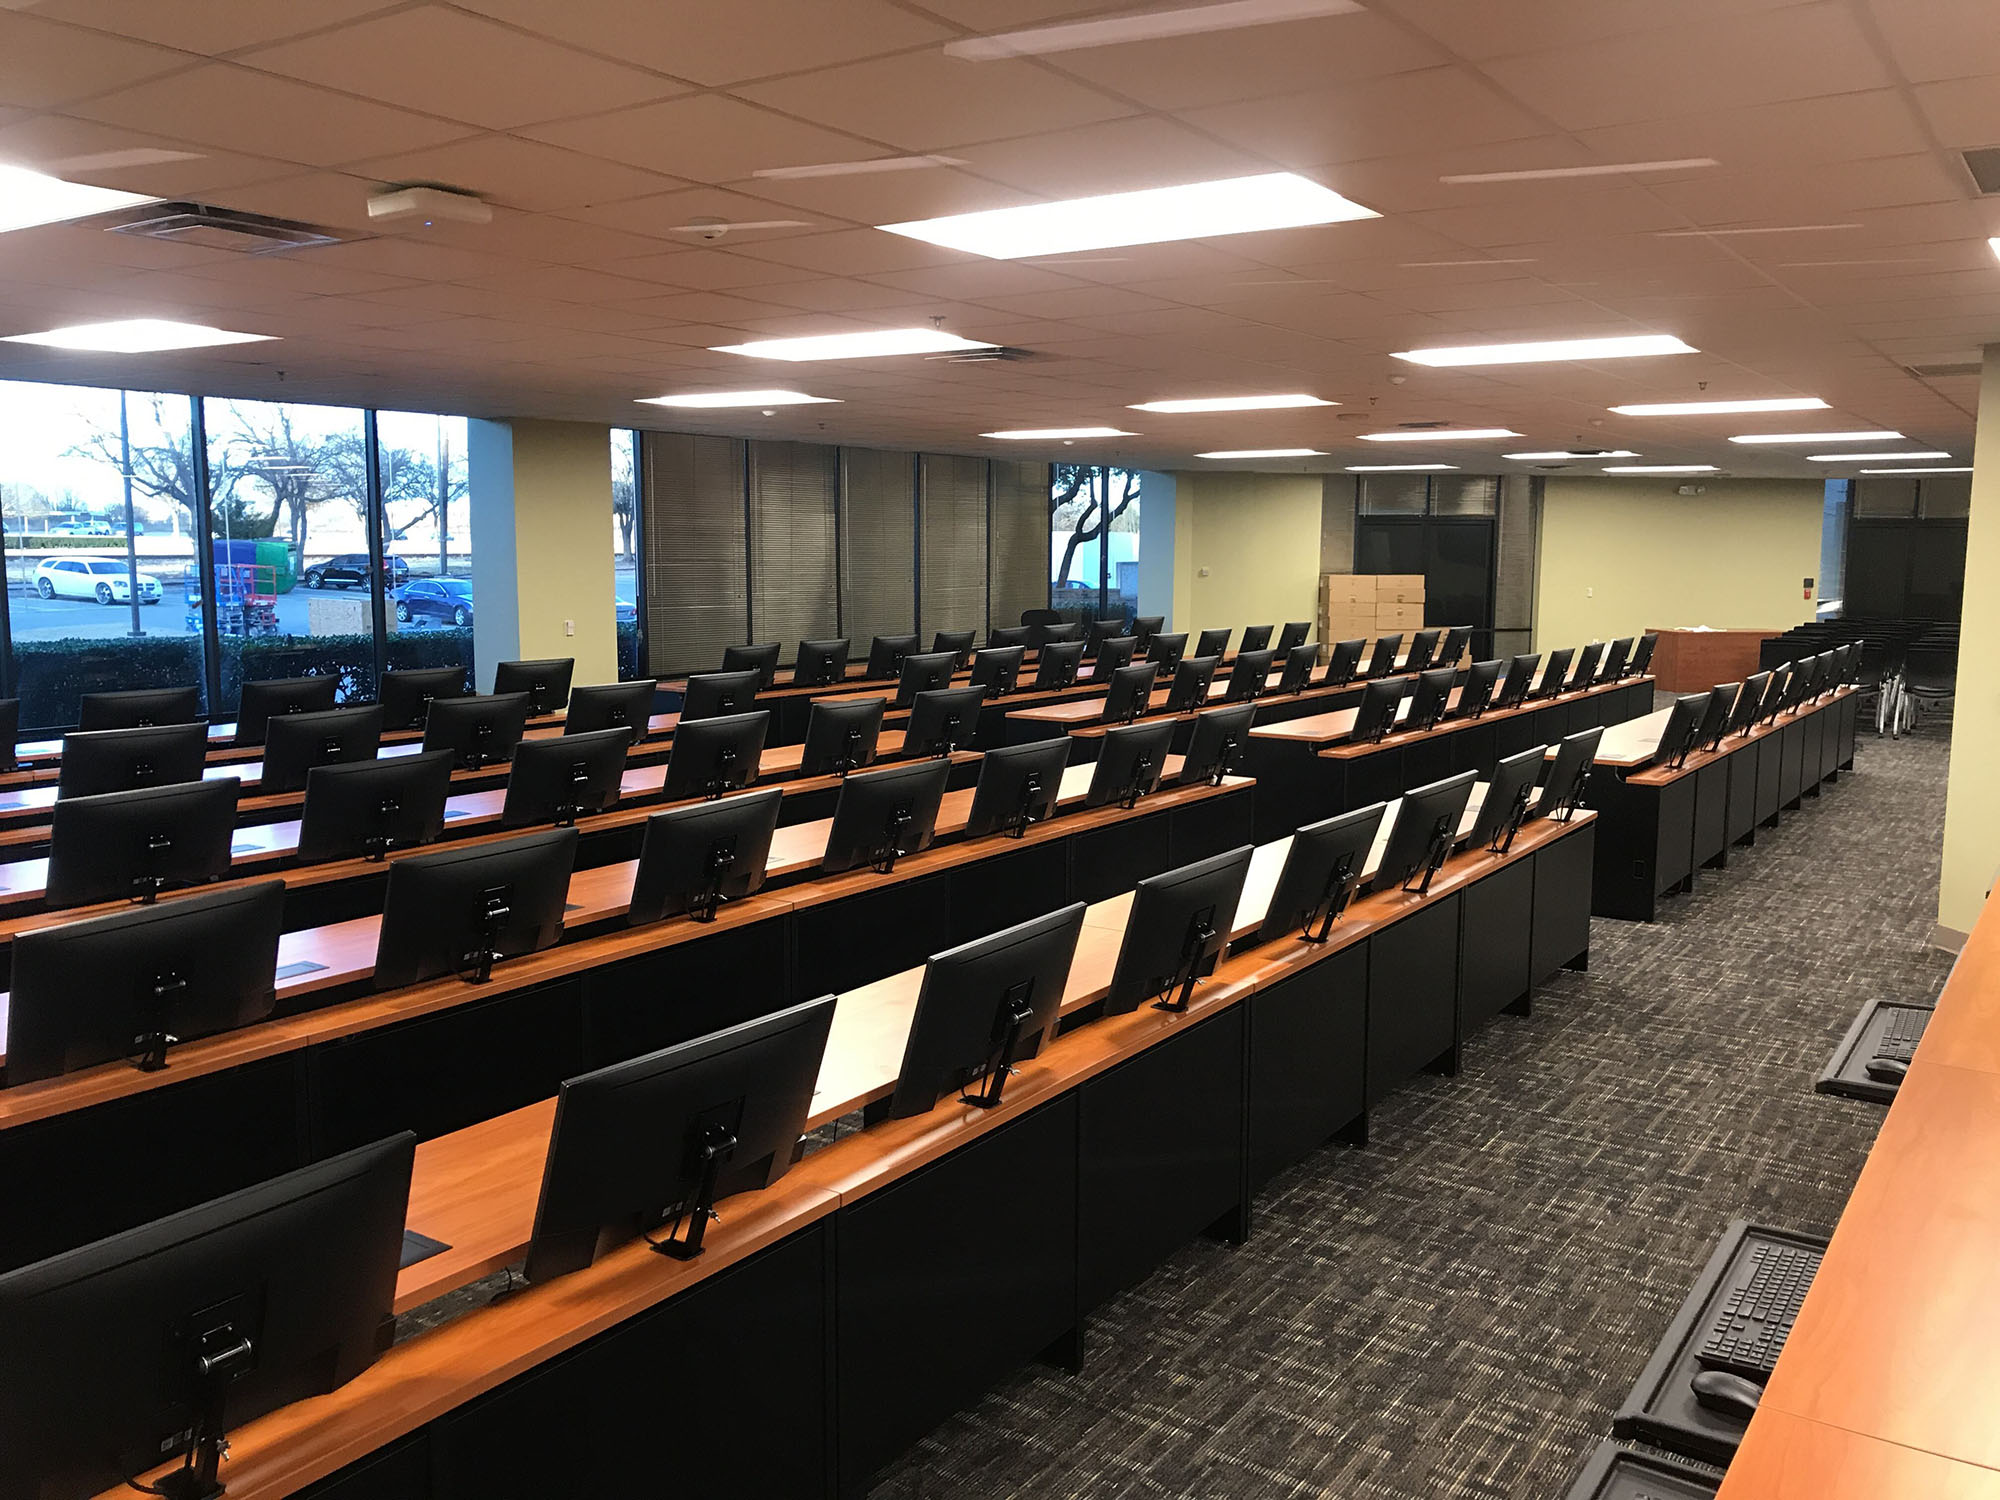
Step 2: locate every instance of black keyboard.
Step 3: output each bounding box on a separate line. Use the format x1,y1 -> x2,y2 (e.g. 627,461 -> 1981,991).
1874,1007 -> 1929,1065
1696,1242 -> 1821,1379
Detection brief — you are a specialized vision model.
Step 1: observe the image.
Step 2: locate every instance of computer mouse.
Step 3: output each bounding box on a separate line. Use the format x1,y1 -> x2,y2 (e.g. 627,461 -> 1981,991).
1865,1056 -> 1909,1084
1690,1368 -> 1763,1422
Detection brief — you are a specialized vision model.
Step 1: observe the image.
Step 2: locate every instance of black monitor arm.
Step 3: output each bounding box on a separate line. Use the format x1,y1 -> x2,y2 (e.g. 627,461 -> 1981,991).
1301,851 -> 1359,944
1007,770 -> 1045,839
872,804 -> 914,874
702,746 -> 739,802
933,714 -> 962,758
133,829 -> 173,905
1402,814 -> 1456,898
653,1121 -> 738,1261
458,887 -> 511,984
150,1319 -> 257,1500
132,970 -> 186,1073
553,759 -> 590,827
1208,733 -> 1240,787
831,726 -> 863,778
961,979 -> 1036,1110
1154,905 -> 1219,1013
690,835 -> 737,923
1555,767 -> 1591,822
364,794 -> 400,862
1119,750 -> 1156,811
1491,780 -> 1535,855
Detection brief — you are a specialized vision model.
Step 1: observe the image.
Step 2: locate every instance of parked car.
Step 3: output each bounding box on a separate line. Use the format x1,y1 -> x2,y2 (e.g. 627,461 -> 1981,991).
304,553 -> 410,590
395,577 -> 473,627
616,598 -> 638,624
33,556 -> 162,605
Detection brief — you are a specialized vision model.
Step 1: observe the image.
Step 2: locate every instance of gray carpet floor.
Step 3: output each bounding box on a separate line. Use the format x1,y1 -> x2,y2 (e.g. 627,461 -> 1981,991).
869,721 -> 1957,1499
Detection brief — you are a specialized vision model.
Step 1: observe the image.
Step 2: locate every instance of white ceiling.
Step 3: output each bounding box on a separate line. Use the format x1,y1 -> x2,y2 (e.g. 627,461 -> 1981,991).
0,0 -> 1994,478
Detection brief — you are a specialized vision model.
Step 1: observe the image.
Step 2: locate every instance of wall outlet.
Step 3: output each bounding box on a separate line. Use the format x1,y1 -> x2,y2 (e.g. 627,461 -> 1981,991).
1586,586 -> 1593,598
1197,566 -> 1210,578
564,619 -> 574,636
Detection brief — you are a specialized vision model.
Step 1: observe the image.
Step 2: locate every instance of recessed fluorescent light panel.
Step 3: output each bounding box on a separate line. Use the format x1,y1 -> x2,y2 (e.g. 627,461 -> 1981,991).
1656,224 -> 1860,237
944,0 -> 1362,60
1729,431 -> 1901,445
1988,237 -> 2000,263
1347,464 -> 1457,472
1859,466 -> 1972,474
1806,451 -> 1951,463
753,155 -> 965,180
1132,394 -> 1334,413
712,328 -> 997,361
1609,398 -> 1829,416
1439,158 -> 1717,184
983,427 -> 1133,440
1603,465 -> 1719,474
879,172 -> 1376,260
1197,448 -> 1325,458
639,390 -> 838,408
1392,334 -> 1695,367
0,163 -> 155,234
1357,428 -> 1519,442
1504,450 -> 1639,460
2,318 -> 274,352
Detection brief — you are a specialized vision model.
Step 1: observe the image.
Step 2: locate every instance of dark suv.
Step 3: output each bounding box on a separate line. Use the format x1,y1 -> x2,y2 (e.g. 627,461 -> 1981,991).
303,553 -> 410,590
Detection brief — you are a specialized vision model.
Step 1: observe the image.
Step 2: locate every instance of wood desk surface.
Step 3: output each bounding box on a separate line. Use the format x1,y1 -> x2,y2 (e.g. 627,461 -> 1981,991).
1292,675 -> 1642,759
1613,688 -> 1850,786
1009,656 -> 1415,730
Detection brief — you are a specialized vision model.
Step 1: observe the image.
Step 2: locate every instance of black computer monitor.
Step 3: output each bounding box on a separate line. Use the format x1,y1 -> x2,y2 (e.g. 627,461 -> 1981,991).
720,643 -> 781,691
377,666 -> 466,729
1085,617 -> 1128,659
1534,647 -> 1575,699
566,681 -> 656,740
1033,640 -> 1085,691
373,826 -> 577,988
893,651 -> 956,709
681,669 -> 760,724
45,779 -> 240,910
6,880 -> 285,1083
663,709 -> 769,800
1323,638 -> 1366,686
1277,643 -> 1319,694
963,737 -> 1070,839
1363,635 -> 1403,679
801,697 -> 883,776
1180,703 -> 1254,786
1039,621 -> 1083,646
889,903 -> 1087,1117
1650,691 -> 1713,770
1131,615 -> 1165,650
1165,655 -> 1220,713
1222,647 -> 1277,704
1351,678 -> 1410,742
1731,670 -> 1772,737
794,638 -> 851,687
1099,662 -> 1159,725
1403,629 -> 1441,674
1093,635 -> 1138,675
524,995 -> 834,1277
1759,665 -> 1792,724
932,630 -> 976,670
1275,622 -> 1311,654
1194,627 -> 1232,659
0,1134 -> 413,1500
1597,637 -> 1633,683
1568,641 -> 1604,691
987,625 -> 1031,650
1467,745 -> 1547,853
1372,770 -> 1478,895
233,675 -> 338,747
76,686 -> 204,732
1104,844 -> 1254,1014
1238,624 -> 1273,654
820,757 -> 951,874
1257,802 -> 1389,944
1696,682 -> 1738,751
969,646 -> 1024,698
906,685 -> 985,757
1406,667 -> 1456,732
296,750 -> 455,863
1437,626 -> 1471,669
1629,632 -> 1658,678
1534,726 -> 1602,822
501,726 -> 631,827
866,634 -> 920,679
627,787 -> 783,925
0,697 -> 15,776
1453,659 -> 1504,719
1146,632 -> 1188,671
1085,718 -> 1175,809
57,722 -> 209,800
260,705 -> 384,795
492,657 -> 575,716
421,691 -> 531,770
1496,653 -> 1541,709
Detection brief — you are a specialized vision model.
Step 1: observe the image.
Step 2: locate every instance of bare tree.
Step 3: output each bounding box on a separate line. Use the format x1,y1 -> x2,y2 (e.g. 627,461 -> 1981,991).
68,394 -> 251,535
1054,466 -> 1139,587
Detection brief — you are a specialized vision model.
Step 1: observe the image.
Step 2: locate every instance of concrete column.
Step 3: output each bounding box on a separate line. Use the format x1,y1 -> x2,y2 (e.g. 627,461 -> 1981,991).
1937,343 -> 2000,946
467,418 -> 618,691
1135,470 -> 1177,628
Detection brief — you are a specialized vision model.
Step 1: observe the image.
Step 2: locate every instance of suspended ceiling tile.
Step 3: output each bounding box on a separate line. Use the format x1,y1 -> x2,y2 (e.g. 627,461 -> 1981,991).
349,134 -> 683,215
526,94 -> 882,183
0,11 -> 203,110
1912,75 -> 2000,146
29,0 -> 404,56
719,165 -> 1038,227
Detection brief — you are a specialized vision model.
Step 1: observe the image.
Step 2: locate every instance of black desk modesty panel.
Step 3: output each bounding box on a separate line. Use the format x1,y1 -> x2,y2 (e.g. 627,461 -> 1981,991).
0,784 -> 1254,1276
246,817 -> 1597,1500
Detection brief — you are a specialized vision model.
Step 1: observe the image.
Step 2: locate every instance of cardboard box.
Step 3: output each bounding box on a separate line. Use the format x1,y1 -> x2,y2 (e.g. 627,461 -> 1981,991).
1320,573 -> 1375,602
1376,603 -> 1425,631
1373,574 -> 1425,604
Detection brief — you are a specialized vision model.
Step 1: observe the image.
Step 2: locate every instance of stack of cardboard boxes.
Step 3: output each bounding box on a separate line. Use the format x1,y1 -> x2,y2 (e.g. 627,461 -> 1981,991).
1318,573 -> 1425,657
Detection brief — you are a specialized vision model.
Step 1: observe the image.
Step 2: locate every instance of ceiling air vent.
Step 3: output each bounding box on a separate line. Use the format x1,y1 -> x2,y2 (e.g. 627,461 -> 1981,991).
922,346 -> 1042,363
1960,146 -> 2000,195
1906,361 -> 1983,380
96,202 -> 346,253
1397,420 -> 1453,429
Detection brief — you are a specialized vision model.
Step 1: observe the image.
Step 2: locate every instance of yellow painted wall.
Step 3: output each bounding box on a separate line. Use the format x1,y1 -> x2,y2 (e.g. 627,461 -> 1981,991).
1168,470 -> 1324,645
1534,476 -> 1823,651
1938,344 -> 2000,943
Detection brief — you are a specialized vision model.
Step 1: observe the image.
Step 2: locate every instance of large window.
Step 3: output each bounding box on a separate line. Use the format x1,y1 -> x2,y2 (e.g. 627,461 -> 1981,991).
611,428 -> 644,679
1050,465 -> 1141,623
0,382 -> 204,732
376,411 -> 475,689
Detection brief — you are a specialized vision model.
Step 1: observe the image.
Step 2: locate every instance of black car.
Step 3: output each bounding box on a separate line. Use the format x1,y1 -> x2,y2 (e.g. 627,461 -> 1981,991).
395,577 -> 474,627
304,553 -> 410,589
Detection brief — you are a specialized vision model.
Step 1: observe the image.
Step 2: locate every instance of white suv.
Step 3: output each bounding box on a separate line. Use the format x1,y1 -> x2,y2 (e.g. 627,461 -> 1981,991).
32,556 -> 163,605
